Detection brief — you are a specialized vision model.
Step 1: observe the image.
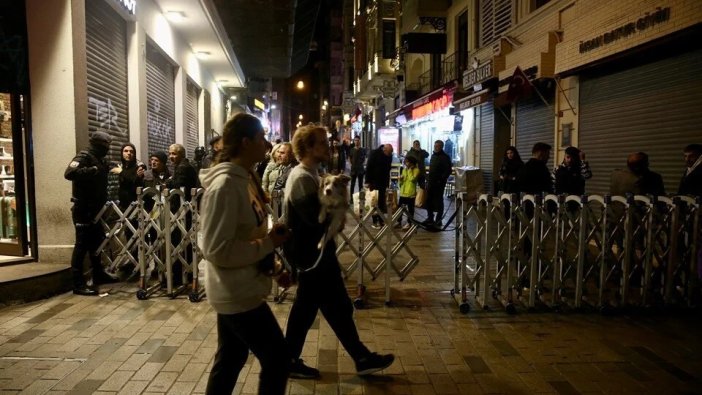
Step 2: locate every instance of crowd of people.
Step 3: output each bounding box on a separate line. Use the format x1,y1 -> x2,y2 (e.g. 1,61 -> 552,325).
64,119 -> 701,392
497,142 -> 701,199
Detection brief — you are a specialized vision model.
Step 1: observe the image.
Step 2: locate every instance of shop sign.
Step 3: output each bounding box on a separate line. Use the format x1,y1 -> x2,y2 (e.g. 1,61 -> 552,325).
411,91 -> 453,119
456,90 -> 489,112
254,98 -> 265,110
114,0 -> 136,14
462,60 -> 492,90
579,7 -> 670,54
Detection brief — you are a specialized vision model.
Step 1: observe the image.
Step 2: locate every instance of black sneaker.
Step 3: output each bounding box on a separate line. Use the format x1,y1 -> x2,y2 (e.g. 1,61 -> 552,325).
289,359 -> 320,379
355,352 -> 395,376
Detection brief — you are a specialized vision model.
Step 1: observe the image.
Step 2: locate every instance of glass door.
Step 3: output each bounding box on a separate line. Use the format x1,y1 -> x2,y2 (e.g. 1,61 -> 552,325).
0,91 -> 30,258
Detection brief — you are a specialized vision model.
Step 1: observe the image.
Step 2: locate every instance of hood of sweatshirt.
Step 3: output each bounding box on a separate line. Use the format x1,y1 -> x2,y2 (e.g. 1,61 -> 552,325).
199,162 -> 248,189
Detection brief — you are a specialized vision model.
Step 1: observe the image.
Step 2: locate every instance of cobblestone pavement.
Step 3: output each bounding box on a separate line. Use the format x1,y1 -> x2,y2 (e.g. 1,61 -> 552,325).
1,221 -> 701,394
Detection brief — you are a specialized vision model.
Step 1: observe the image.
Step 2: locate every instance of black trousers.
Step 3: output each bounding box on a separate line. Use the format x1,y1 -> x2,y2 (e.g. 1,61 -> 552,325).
206,302 -> 290,395
398,196 -> 415,223
350,172 -> 364,196
70,206 -> 105,288
424,183 -> 445,221
371,187 -> 387,225
286,257 -> 370,363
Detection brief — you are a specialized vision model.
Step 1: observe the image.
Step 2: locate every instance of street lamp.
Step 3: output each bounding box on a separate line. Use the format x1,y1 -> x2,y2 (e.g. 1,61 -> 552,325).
296,80 -> 305,90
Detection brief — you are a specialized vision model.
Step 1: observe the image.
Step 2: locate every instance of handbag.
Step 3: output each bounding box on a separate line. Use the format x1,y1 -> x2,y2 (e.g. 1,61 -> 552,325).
415,187 -> 426,208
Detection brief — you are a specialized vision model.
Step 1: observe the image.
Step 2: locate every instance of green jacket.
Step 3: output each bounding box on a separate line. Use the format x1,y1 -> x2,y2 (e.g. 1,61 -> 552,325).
399,167 -> 419,198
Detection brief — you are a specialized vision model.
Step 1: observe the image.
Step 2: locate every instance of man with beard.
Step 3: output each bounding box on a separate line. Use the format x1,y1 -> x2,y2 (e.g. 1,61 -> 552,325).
64,131 -> 120,296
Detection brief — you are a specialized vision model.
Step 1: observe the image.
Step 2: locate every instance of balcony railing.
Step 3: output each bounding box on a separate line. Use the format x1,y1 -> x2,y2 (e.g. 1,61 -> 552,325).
441,51 -> 468,85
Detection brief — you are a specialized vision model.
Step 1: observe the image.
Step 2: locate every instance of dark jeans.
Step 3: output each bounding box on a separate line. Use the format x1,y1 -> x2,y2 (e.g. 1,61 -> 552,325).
398,196 -> 415,224
424,183 -> 445,222
206,303 -> 290,395
286,257 -> 370,363
70,206 -> 105,288
350,172 -> 364,196
371,187 -> 387,225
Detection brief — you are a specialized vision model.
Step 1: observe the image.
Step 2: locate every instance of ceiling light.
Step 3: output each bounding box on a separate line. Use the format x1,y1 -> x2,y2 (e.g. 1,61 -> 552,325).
166,11 -> 186,22
230,95 -> 237,100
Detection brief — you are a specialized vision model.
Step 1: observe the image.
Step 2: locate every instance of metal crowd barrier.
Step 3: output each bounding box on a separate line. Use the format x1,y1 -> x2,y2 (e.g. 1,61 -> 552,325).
95,186 -> 204,302
96,184 -> 421,305
454,192 -> 701,314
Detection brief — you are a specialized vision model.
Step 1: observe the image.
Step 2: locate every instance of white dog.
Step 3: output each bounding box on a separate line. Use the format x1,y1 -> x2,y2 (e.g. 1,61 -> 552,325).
317,174 -> 351,249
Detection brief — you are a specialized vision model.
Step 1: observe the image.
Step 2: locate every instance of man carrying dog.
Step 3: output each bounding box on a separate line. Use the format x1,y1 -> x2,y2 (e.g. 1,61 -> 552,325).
282,124 -> 395,379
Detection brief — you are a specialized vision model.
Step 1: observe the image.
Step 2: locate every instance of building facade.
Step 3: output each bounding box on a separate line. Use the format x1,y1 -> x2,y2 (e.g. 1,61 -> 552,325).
0,0 -> 244,266
358,0 -> 701,195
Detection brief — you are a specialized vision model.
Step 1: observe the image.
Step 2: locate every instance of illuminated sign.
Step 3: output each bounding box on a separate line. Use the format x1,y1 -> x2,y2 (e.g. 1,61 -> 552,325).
411,92 -> 453,119
254,98 -> 265,110
115,0 -> 136,14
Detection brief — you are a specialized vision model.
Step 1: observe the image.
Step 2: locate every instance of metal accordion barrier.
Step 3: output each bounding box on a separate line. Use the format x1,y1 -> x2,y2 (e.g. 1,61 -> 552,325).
94,186 -> 420,306
453,191 -> 701,314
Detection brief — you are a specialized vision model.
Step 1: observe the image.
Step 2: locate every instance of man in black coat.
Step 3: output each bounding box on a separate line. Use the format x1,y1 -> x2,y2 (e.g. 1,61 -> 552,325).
423,140 -> 452,227
517,142 -> 553,195
166,144 -> 198,200
64,131 -> 119,296
365,144 -> 393,228
678,143 -> 702,197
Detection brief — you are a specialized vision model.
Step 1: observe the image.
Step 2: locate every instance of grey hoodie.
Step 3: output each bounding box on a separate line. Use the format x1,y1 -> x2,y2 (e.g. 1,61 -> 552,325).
198,162 -> 274,314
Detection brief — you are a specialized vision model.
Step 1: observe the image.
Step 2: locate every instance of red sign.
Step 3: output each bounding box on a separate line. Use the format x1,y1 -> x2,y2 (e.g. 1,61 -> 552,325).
411,91 -> 453,119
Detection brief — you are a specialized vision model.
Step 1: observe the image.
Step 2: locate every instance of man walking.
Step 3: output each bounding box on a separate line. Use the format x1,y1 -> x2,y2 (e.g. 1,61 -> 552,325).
423,140 -> 452,227
64,131 -> 119,296
348,136 -> 367,197
283,124 -> 395,379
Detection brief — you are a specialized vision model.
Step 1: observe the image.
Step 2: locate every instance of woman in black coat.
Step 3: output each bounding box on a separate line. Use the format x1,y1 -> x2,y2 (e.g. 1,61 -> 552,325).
497,146 -> 523,194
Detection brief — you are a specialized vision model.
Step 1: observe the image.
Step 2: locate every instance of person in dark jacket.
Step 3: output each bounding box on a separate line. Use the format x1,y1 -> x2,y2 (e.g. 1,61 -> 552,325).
405,140 -> 429,188
111,142 -> 145,211
327,139 -> 346,175
678,143 -> 702,197
365,144 -> 394,228
166,143 -> 198,200
64,131 -> 119,296
143,151 -> 170,190
517,142 -> 553,195
282,125 -> 395,379
554,146 -> 592,196
166,144 -> 198,287
423,140 -> 452,227
200,135 -> 222,169
497,146 -> 523,194
348,136 -> 367,197
610,152 -> 665,197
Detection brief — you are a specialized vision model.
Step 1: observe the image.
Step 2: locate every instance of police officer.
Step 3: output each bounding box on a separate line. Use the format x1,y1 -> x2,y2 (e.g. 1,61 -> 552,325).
64,131 -> 119,296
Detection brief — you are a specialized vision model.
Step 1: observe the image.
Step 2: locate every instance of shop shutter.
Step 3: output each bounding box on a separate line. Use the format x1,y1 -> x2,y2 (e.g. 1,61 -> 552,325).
85,0 -> 128,162
515,90 -> 555,171
579,49 -> 702,195
479,101 -> 494,194
146,43 -> 176,155
185,80 -> 200,159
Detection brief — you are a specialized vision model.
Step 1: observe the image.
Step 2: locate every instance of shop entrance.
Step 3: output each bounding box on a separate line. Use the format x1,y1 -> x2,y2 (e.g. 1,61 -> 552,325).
0,92 -> 31,261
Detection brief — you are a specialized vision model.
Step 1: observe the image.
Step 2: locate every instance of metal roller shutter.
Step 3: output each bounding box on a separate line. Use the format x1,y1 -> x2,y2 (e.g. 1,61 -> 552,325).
579,49 -> 702,195
146,43 -> 176,155
86,0 -> 128,162
185,80 -> 200,158
515,89 -> 555,171
479,102 -> 494,194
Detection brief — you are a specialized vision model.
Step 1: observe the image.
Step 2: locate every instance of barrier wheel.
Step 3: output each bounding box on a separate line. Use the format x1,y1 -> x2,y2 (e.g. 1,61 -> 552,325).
505,303 -> 517,315
459,303 -> 470,314
353,298 -> 364,309
136,289 -> 147,300
188,292 -> 201,303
